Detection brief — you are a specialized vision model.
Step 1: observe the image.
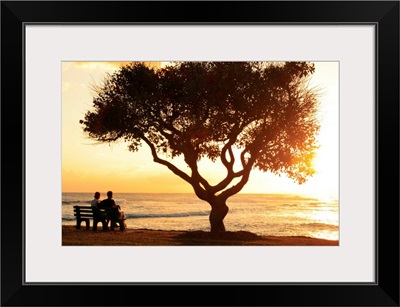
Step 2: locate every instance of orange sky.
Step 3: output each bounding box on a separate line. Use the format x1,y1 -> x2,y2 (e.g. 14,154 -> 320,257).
62,61 -> 339,199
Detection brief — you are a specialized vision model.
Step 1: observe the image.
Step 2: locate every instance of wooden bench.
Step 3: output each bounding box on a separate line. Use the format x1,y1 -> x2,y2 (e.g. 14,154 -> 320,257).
73,205 -> 126,231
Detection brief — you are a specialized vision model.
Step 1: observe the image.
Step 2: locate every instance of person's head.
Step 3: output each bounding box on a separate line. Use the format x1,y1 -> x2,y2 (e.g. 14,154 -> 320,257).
107,191 -> 113,198
94,192 -> 100,199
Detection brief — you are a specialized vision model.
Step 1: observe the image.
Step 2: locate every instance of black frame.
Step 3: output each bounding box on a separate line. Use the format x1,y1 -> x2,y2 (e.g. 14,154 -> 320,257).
1,1 -> 399,306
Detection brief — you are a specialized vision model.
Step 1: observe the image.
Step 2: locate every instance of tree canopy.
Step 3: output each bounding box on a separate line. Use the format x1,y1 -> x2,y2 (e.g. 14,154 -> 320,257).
80,61 -> 320,232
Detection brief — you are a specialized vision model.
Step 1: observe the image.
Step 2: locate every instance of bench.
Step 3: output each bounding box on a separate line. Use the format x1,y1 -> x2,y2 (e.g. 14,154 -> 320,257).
73,205 -> 126,231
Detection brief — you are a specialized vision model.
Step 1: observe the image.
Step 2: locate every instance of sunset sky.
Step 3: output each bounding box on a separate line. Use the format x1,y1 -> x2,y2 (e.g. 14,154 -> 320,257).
62,61 -> 339,199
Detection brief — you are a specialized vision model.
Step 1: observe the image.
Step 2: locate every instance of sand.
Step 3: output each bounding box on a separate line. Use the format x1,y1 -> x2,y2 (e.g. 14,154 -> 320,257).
62,225 -> 338,246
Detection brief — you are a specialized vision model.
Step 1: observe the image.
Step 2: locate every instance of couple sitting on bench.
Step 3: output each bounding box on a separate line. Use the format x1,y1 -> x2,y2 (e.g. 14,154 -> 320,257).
91,191 -> 126,231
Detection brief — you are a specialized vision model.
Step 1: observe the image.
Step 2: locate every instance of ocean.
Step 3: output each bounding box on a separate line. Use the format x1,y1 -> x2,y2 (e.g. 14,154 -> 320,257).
62,192 -> 339,241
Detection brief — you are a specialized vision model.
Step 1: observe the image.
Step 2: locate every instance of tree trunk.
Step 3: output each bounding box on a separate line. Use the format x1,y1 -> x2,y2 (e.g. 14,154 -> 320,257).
209,202 -> 229,234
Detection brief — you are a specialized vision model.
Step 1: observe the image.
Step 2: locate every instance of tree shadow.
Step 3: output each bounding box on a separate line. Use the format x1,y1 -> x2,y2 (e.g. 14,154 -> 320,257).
173,230 -> 262,246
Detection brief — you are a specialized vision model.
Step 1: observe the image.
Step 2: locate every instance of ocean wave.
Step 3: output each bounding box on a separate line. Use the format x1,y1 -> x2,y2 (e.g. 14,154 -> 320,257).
125,211 -> 209,219
305,202 -> 320,207
115,199 -> 127,206
281,203 -> 299,207
63,211 -> 210,221
300,222 -> 339,230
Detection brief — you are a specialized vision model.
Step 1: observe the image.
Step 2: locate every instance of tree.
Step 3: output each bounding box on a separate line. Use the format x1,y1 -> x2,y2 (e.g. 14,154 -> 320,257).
80,61 -> 320,233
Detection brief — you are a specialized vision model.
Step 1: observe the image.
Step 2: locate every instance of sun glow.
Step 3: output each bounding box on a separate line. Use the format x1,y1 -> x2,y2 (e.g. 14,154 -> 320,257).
62,61 -> 339,201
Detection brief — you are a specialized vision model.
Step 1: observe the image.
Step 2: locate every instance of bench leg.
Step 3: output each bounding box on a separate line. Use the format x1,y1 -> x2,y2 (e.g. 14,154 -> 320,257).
110,219 -> 116,231
93,219 -> 108,231
76,218 -> 90,230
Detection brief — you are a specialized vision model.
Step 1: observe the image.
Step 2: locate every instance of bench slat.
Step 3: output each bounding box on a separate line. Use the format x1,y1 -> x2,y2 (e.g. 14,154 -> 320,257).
74,213 -> 94,217
74,208 -> 106,214
74,210 -> 91,212
73,205 -> 125,231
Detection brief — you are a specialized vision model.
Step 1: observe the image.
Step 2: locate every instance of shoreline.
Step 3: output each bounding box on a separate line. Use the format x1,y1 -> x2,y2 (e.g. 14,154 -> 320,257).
62,225 -> 339,246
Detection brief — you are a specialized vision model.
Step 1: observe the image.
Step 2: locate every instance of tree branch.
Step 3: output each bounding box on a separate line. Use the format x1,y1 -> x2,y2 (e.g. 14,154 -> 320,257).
228,146 -> 235,166
141,133 -> 209,200
183,150 -> 211,191
211,144 -> 253,194
221,142 -> 234,171
218,154 -> 256,201
210,169 -> 244,194
220,127 -> 241,172
218,168 -> 251,201
141,134 -> 192,184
